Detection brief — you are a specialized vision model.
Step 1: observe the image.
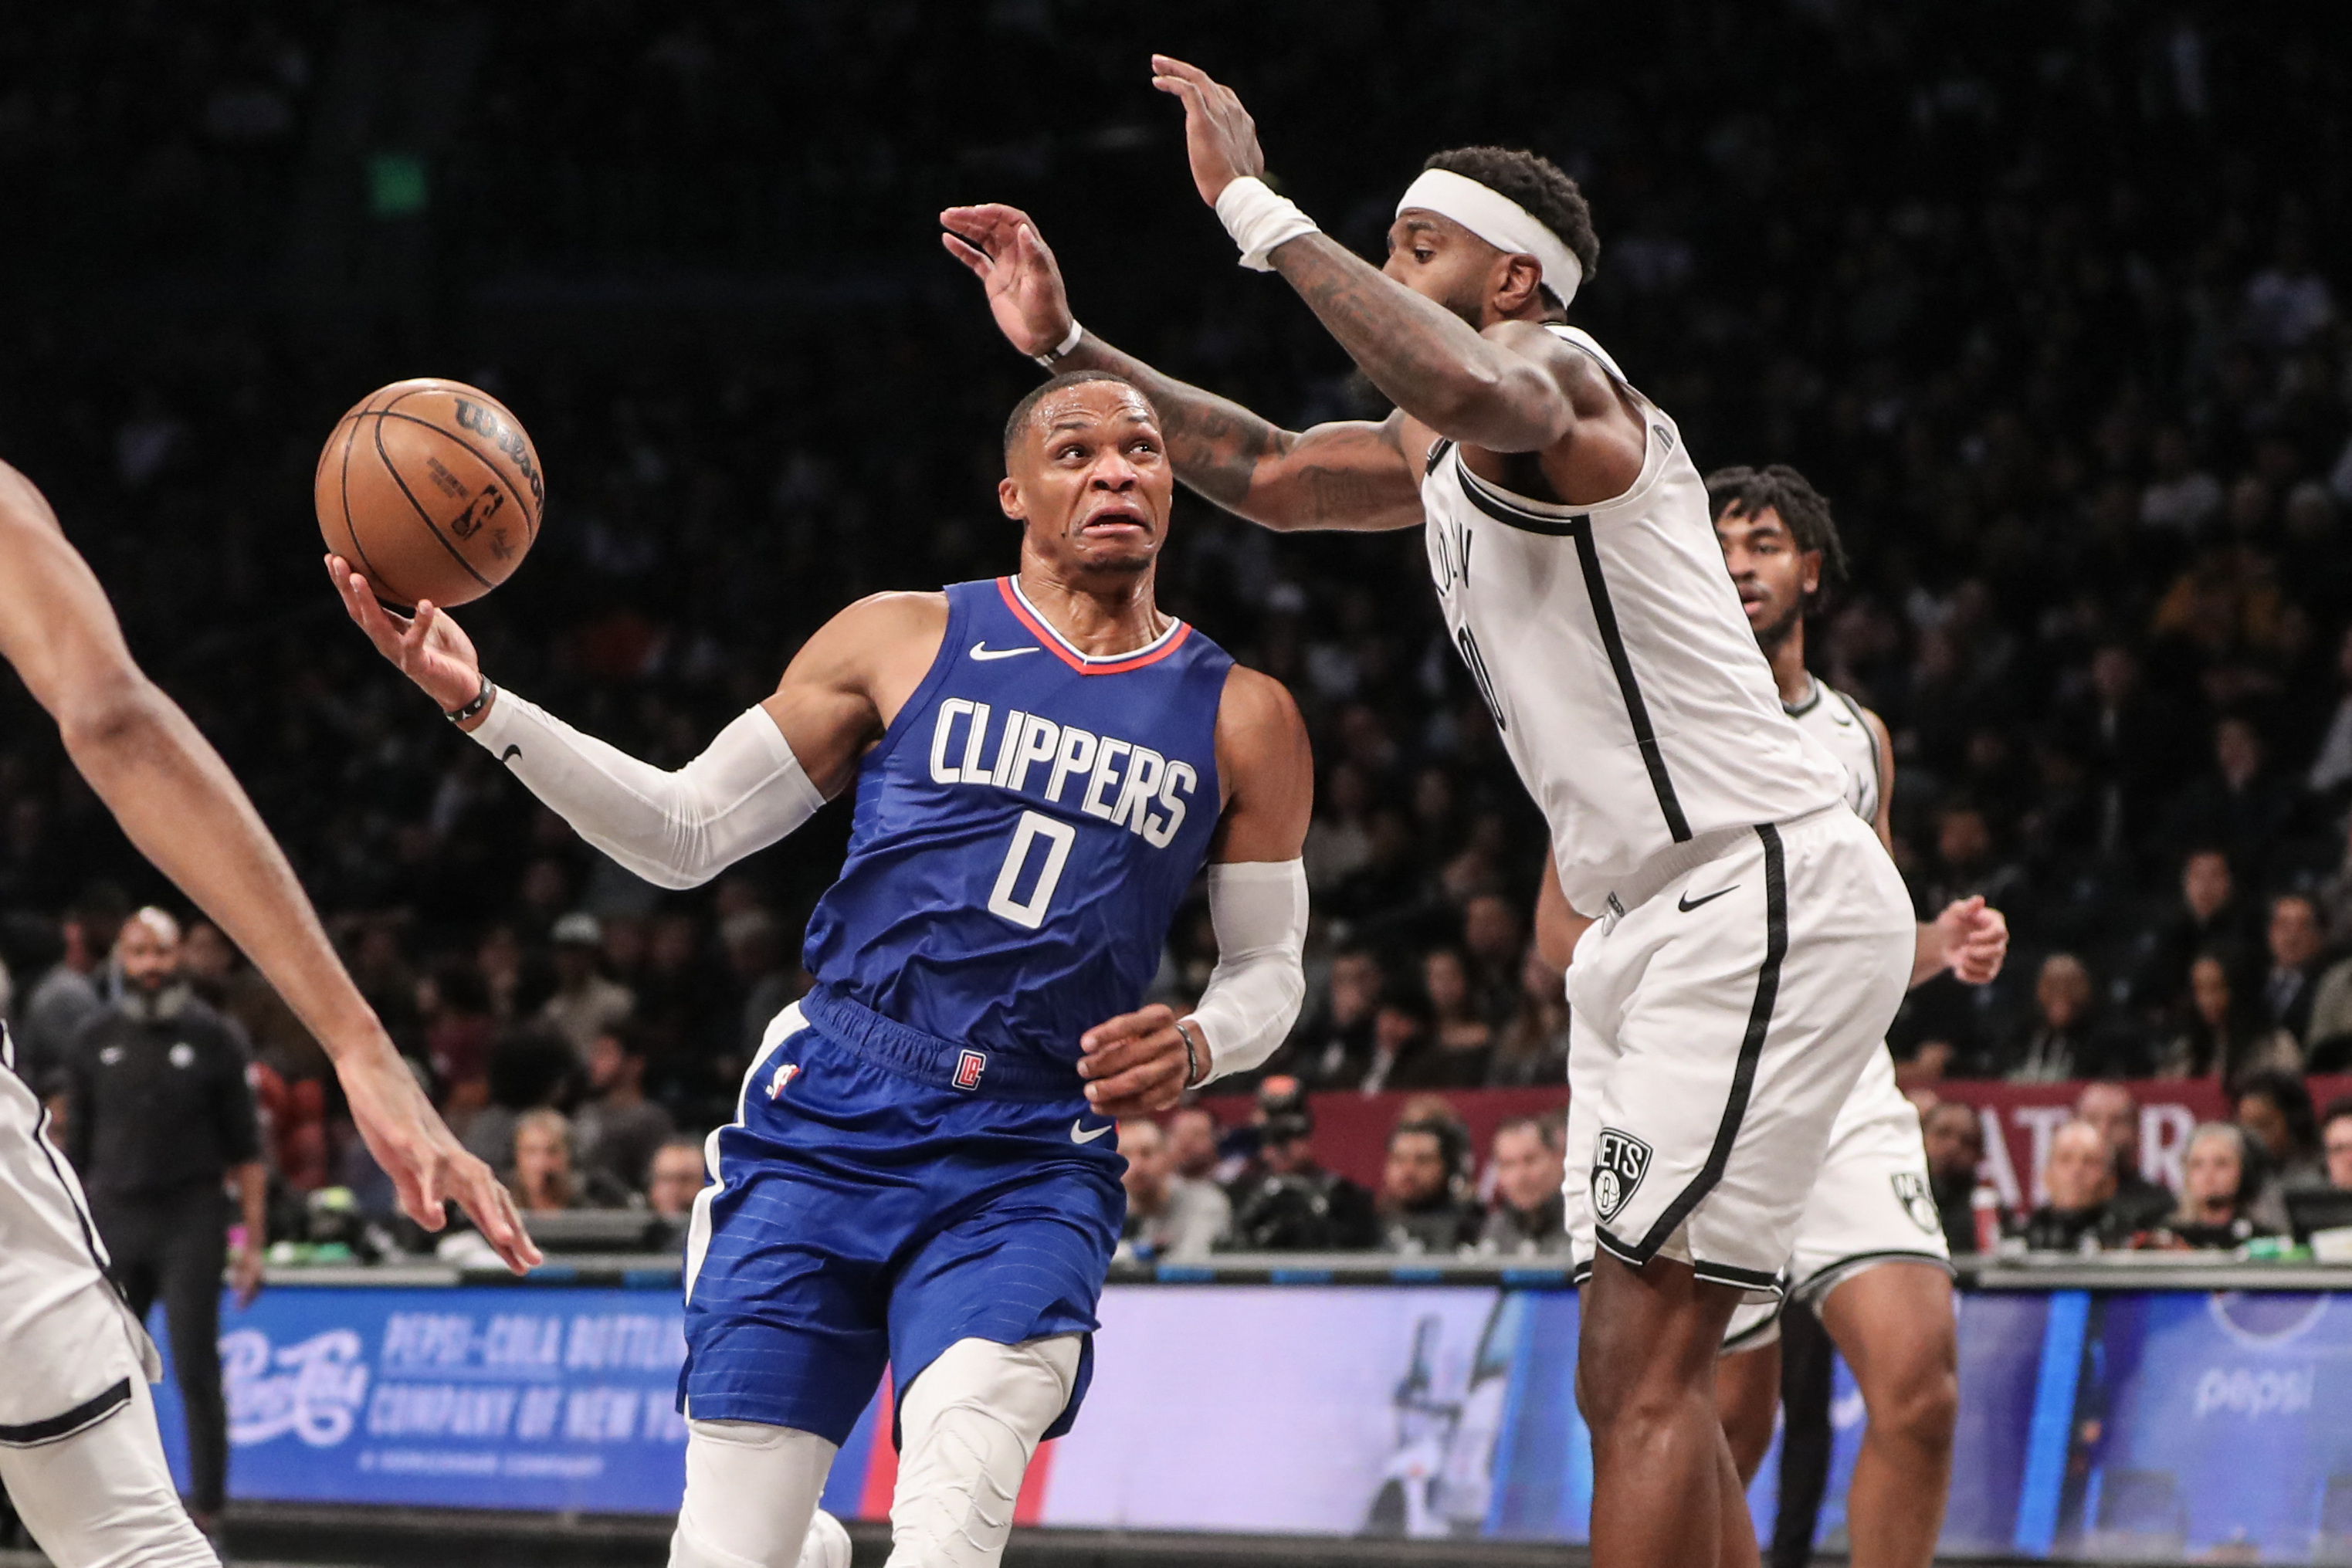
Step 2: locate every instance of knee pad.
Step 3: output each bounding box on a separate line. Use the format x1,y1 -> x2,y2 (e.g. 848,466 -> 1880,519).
668,1420 -> 837,1568
886,1336 -> 1079,1568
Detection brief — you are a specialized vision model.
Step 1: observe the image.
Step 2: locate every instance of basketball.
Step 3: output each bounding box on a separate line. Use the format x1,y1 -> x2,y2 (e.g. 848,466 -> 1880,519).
313,378 -> 545,609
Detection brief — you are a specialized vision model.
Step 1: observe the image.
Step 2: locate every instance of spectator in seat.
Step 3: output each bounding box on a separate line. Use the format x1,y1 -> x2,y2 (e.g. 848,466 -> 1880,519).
1479,1115 -> 1567,1255
2320,1099 -> 2352,1191
1357,993 -> 1438,1093
1278,946 -> 1381,1089
1419,947 -> 1494,1086
538,911 -> 635,1058
2235,1069 -> 2325,1229
1460,892 -> 1526,1024
1922,1101 -> 1986,1255
1489,947 -> 1571,1088
573,1023 -> 675,1199
19,882 -> 127,1094
1165,1104 -> 1223,1184
2300,916 -> 2352,1068
2260,894 -> 2327,1045
1375,1116 -> 1480,1255
2163,718 -> 2302,896
646,1136 -> 710,1220
2139,849 -> 2256,1014
507,1107 -> 631,1212
1999,953 -> 2144,1080
1116,1118 -> 1229,1260
2155,952 -> 2299,1086
2156,1123 -> 2272,1249
2075,1082 -> 2176,1233
2015,1120 -> 2124,1253
1225,1085 -> 1377,1251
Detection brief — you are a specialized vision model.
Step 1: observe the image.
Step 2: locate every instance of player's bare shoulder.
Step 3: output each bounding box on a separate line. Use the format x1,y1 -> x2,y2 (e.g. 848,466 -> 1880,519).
1211,663 -> 1313,845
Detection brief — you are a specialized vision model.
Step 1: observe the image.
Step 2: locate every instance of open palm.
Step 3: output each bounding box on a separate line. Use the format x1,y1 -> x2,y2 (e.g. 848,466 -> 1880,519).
940,203 -> 1074,358
325,554 -> 483,714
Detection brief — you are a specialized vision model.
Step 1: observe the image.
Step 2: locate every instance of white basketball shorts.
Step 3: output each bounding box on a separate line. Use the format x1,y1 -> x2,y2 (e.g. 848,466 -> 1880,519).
1564,804 -> 1913,1296
0,1030 -> 158,1443
1720,1045 -> 1954,1351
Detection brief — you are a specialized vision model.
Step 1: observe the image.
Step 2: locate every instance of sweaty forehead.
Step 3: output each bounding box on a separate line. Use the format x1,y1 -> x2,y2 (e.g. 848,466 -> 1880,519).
1029,388 -> 1154,444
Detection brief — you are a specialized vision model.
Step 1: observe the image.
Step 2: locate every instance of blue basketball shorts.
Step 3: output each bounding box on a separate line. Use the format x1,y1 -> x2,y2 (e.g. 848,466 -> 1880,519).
678,994 -> 1125,1445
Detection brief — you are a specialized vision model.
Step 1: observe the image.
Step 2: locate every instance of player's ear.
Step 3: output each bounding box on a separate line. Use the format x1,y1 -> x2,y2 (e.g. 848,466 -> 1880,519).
998,475 -> 1026,523
1800,550 -> 1822,597
1498,254 -> 1544,316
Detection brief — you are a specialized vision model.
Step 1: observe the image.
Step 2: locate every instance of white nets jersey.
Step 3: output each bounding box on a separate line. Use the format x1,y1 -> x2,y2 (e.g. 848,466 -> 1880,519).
1787,676 -> 1883,827
1422,325 -> 1849,915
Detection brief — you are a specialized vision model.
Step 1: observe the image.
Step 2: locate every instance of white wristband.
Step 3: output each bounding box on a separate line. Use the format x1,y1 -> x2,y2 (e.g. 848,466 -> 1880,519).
1214,176 -> 1320,273
1032,318 -> 1083,369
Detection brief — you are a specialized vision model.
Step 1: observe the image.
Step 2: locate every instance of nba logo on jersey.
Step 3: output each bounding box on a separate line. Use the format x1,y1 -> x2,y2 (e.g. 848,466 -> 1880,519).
953,1049 -> 988,1091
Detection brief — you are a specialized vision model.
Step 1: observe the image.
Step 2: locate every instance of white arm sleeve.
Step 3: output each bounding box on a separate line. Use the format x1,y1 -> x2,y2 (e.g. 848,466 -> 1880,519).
1183,859 -> 1308,1086
466,690 -> 824,890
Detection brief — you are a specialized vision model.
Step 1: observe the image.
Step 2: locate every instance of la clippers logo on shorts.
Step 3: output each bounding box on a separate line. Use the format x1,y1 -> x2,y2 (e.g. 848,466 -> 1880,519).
953,1049 -> 988,1091
1892,1171 -> 1941,1235
1591,1129 -> 1652,1224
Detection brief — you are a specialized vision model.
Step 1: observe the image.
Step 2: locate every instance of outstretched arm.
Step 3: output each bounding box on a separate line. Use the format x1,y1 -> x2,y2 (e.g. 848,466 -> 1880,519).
329,557 -> 940,888
1077,666 -> 1313,1115
1150,56 -> 1584,455
942,204 -> 1422,533
0,463 -> 535,1272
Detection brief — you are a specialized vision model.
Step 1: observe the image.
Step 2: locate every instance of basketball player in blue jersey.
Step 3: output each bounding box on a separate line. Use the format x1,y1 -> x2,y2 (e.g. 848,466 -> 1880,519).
327,370 -> 1313,1568
950,56 -> 1921,1568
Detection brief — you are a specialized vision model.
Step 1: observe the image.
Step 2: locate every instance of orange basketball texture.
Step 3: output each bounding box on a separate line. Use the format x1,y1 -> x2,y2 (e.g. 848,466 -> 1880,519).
314,379 -> 544,608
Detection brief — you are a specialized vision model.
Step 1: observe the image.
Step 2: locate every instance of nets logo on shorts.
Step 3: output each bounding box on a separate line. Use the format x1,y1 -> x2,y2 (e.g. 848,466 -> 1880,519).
1591,1128 -> 1652,1224
953,1049 -> 988,1091
1892,1171 -> 1941,1235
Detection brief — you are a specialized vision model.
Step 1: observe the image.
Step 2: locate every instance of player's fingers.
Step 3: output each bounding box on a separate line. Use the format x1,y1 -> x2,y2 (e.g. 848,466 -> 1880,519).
941,232 -> 994,277
1150,54 -> 1213,89
1087,1055 -> 1185,1115
466,1169 -> 541,1273
1082,1028 -> 1181,1087
1080,1005 -> 1173,1057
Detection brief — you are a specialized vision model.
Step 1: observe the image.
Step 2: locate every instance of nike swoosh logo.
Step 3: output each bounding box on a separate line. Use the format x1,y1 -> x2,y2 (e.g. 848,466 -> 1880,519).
1070,1119 -> 1113,1144
499,745 -> 521,764
971,642 -> 1039,662
1677,885 -> 1739,913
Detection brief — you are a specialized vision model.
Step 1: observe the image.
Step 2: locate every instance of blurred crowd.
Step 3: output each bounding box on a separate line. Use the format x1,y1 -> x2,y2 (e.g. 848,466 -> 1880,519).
0,5 -> 2348,1249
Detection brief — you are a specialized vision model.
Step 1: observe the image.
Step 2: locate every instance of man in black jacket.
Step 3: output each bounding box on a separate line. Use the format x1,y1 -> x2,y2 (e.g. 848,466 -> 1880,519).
65,908 -> 265,1536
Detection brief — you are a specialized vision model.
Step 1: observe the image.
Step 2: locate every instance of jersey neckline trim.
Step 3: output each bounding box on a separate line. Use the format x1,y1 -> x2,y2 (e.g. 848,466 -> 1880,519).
1783,676 -> 1823,718
996,577 -> 1191,675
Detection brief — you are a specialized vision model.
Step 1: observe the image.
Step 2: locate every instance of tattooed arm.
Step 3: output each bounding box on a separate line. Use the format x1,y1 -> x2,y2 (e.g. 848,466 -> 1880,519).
942,203 -> 1423,533
1149,56 -> 1587,457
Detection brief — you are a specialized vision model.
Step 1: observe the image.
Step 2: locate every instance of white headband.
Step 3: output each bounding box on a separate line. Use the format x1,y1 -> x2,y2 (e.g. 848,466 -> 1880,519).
1396,168 -> 1582,307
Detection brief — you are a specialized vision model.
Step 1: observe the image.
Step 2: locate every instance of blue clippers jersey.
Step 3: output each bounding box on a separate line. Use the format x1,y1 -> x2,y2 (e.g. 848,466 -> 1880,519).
800,577 -> 1231,1075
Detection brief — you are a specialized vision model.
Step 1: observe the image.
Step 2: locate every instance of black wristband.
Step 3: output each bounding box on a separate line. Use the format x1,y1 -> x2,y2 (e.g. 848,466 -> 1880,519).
445,674 -> 495,724
1176,1018 -> 1207,1089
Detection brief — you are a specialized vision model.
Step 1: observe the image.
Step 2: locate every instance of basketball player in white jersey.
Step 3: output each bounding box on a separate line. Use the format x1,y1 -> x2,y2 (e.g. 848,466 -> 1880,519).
0,459 -> 536,1566
1537,464 -> 2009,1568
947,55 -> 1917,1568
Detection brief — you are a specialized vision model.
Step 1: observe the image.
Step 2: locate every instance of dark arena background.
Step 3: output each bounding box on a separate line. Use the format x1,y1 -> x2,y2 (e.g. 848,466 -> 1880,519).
2,3 -> 2350,1566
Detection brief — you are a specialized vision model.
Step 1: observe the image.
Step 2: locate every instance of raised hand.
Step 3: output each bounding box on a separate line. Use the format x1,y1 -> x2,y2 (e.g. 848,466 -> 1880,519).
1077,1002 -> 1193,1119
940,204 -> 1076,358
325,554 -> 483,715
1149,55 -> 1266,206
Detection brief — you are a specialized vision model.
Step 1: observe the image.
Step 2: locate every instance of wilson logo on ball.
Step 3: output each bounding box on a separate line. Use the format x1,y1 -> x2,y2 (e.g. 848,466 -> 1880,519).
315,378 -> 545,611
